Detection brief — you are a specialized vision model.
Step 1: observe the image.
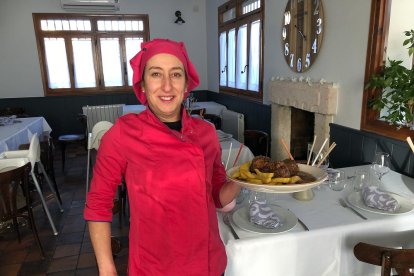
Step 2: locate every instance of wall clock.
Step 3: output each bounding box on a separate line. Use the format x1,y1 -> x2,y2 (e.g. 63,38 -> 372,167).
281,0 -> 324,73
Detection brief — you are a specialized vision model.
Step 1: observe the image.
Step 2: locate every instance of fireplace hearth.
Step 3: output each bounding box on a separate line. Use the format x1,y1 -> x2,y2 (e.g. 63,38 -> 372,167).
268,79 -> 339,160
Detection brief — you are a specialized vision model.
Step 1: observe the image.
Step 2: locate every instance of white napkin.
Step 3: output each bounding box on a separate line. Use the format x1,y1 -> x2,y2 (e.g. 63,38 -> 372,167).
249,200 -> 280,229
362,186 -> 400,212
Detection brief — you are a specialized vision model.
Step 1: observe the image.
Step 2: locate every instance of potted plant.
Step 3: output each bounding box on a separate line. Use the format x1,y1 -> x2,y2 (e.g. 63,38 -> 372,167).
365,30 -> 414,129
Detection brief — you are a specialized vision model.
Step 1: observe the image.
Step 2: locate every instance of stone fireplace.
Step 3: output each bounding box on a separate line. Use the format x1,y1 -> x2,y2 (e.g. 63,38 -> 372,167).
268,79 -> 339,160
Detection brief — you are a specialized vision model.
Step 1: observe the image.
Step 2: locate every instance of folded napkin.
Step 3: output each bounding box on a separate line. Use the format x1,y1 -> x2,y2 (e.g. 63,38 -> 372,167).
249,200 -> 280,229
362,186 -> 400,212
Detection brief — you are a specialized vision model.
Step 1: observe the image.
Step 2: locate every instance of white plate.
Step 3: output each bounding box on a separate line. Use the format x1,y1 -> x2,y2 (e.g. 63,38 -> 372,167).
227,164 -> 328,194
231,205 -> 298,234
347,191 -> 414,215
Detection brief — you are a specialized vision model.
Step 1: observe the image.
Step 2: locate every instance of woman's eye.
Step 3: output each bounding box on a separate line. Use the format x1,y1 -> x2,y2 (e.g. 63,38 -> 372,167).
151,72 -> 161,77
171,72 -> 182,78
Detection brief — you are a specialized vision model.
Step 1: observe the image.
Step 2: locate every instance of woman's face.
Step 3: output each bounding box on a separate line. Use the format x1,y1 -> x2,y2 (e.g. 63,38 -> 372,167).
141,53 -> 187,122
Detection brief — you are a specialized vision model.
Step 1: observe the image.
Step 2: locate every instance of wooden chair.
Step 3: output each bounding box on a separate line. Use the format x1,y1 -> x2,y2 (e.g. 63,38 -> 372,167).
354,242 -> 414,276
203,113 -> 222,129
243,130 -> 269,157
0,160 -> 45,258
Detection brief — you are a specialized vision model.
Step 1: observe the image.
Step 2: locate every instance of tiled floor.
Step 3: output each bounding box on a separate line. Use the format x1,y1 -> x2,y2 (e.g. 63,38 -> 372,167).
0,143 -> 129,276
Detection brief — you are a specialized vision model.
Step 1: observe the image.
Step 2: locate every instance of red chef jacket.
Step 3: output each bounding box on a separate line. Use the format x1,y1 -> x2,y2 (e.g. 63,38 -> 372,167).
84,108 -> 227,275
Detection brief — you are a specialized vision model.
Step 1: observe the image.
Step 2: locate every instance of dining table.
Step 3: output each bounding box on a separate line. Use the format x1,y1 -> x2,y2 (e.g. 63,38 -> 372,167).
0,117 -> 52,154
218,165 -> 414,276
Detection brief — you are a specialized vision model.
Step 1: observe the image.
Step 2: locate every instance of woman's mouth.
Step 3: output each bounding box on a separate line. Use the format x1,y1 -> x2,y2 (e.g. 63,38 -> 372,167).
160,96 -> 174,101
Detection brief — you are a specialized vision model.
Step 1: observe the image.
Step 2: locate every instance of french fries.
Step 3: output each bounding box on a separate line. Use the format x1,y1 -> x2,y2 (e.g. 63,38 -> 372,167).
230,161 -> 302,185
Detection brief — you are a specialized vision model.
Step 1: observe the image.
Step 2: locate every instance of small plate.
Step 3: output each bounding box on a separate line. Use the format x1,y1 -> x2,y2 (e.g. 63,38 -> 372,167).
227,164 -> 328,194
231,205 -> 298,234
347,191 -> 414,215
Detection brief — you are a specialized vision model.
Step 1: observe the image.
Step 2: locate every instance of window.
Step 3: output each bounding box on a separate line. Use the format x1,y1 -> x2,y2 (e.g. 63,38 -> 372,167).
361,0 -> 413,140
218,0 -> 263,101
33,14 -> 149,96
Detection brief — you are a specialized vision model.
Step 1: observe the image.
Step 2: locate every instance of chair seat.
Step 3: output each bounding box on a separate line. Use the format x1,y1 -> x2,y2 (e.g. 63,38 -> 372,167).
0,158 -> 29,173
58,134 -> 85,142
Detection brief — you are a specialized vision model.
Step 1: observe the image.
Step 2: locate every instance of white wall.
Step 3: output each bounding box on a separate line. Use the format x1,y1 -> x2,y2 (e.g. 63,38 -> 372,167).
0,0 -> 207,99
206,0 -> 372,131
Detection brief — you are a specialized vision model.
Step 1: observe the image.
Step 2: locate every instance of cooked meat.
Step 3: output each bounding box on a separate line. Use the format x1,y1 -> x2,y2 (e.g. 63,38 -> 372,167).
273,161 -> 291,177
250,156 -> 300,178
250,156 -> 272,172
283,159 -> 299,175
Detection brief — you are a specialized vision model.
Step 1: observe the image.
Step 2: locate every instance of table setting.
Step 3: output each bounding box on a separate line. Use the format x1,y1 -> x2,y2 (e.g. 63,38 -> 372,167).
218,136 -> 414,276
0,117 -> 52,154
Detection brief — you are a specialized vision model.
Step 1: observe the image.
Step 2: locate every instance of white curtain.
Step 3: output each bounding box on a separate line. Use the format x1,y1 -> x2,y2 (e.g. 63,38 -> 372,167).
228,29 -> 236,88
236,24 -> 247,89
100,37 -> 123,87
72,38 -> 96,88
248,20 -> 260,92
126,37 -> 143,86
219,32 -> 227,86
44,38 -> 70,89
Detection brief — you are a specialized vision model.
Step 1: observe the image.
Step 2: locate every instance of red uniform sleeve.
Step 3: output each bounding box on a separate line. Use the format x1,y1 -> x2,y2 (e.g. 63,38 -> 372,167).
84,122 -> 126,222
210,134 -> 227,209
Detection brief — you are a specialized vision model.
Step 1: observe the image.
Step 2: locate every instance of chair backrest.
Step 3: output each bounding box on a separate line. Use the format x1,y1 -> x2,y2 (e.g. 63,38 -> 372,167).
244,130 -> 269,157
27,133 -> 41,167
89,121 -> 114,150
83,104 -> 124,134
203,113 -> 222,129
0,161 -> 31,221
354,242 -> 414,276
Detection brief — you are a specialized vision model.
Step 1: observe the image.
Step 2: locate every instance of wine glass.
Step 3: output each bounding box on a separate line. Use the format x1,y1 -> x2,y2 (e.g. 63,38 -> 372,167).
372,152 -> 390,181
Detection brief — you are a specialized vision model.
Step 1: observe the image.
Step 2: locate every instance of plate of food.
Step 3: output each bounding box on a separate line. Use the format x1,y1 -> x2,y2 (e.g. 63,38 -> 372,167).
227,156 -> 328,193
347,191 -> 414,215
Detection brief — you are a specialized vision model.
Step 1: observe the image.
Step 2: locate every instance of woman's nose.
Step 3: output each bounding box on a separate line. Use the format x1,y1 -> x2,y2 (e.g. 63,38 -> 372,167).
162,76 -> 172,91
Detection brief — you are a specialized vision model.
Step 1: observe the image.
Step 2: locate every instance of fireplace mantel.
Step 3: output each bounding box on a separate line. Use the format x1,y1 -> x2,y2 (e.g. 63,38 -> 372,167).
268,80 -> 338,115
268,80 -> 339,160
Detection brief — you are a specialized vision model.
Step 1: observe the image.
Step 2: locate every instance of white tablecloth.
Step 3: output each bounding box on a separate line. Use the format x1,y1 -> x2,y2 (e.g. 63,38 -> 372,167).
218,165 -> 414,276
122,101 -> 227,116
0,117 -> 52,154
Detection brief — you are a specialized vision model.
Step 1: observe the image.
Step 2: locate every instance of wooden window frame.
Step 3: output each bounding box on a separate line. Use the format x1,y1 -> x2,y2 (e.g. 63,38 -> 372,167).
361,0 -> 412,140
33,13 -> 149,96
218,0 -> 264,102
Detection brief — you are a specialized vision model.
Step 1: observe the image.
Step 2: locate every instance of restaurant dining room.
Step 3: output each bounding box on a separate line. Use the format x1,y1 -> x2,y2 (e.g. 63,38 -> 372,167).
1,0 -> 414,275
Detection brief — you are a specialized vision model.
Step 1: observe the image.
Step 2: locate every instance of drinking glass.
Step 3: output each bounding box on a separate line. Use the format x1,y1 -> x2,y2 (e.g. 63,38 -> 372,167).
372,152 -> 390,181
353,169 -> 370,192
328,169 -> 346,191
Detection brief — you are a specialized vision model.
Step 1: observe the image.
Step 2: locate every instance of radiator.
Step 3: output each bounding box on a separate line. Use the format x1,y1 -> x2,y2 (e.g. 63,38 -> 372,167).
221,109 -> 245,142
82,104 -> 124,133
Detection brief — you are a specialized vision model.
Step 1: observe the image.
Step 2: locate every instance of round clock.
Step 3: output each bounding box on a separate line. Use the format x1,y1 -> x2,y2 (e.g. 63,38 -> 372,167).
281,0 -> 324,73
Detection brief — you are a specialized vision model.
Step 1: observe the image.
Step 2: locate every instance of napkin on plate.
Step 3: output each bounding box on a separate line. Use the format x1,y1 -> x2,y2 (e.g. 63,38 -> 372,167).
249,200 -> 280,228
361,185 -> 400,212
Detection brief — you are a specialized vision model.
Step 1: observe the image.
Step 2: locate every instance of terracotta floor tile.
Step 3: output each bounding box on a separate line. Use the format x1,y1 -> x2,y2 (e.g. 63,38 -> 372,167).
47,255 -> 78,273
53,243 -> 81,259
77,252 -> 96,269
0,264 -> 21,276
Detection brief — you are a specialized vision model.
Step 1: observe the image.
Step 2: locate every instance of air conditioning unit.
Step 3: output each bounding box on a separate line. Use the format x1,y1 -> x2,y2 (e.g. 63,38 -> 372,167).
61,0 -> 120,11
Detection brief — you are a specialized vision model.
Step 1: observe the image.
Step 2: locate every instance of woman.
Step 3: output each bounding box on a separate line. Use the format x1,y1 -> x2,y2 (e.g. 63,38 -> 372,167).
84,38 -> 240,275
